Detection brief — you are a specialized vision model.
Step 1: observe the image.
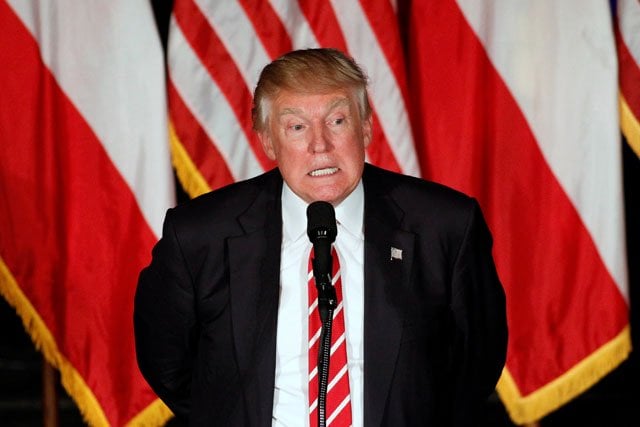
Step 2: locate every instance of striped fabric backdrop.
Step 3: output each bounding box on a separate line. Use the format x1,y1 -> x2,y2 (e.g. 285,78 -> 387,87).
167,0 -> 419,198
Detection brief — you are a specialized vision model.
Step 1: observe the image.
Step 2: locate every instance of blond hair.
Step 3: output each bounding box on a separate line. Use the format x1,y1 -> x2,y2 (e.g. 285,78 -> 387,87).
252,48 -> 371,132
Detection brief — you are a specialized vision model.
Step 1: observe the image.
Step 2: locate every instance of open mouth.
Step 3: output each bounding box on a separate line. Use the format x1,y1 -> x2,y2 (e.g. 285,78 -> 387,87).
309,167 -> 338,177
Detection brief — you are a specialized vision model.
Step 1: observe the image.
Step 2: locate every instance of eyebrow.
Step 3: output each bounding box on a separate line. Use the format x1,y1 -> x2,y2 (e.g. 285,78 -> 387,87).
328,97 -> 350,110
279,107 -> 303,116
277,97 -> 351,118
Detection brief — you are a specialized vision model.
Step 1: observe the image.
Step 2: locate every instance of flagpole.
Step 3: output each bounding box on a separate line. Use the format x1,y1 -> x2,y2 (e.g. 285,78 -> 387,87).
42,357 -> 59,427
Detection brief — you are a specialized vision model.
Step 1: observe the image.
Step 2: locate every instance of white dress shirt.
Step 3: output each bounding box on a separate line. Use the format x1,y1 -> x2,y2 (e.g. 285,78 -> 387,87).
272,182 -> 365,427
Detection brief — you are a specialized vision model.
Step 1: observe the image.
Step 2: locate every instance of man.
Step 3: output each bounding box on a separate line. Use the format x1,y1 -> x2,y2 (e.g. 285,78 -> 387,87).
134,48 -> 507,426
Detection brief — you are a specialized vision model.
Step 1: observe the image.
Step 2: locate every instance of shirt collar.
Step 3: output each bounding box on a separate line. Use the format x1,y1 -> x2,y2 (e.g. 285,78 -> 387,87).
335,180 -> 364,240
281,180 -> 364,242
282,183 -> 309,243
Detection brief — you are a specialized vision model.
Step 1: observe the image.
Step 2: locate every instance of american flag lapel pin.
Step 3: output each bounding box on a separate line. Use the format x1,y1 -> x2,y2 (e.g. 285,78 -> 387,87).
390,247 -> 403,261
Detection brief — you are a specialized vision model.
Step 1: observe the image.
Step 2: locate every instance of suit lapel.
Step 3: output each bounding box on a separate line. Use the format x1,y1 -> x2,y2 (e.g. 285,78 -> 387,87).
227,170 -> 283,426
362,165 -> 415,427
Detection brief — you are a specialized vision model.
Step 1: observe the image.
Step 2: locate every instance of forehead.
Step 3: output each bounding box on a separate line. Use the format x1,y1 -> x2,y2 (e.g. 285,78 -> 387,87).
272,89 -> 354,116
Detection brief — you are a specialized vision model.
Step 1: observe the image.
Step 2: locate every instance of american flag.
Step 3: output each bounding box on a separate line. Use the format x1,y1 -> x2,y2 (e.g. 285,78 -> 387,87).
167,0 -> 419,198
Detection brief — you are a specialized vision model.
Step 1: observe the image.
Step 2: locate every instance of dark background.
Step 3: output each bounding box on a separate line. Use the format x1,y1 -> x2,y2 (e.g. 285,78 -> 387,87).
1,1 -> 638,425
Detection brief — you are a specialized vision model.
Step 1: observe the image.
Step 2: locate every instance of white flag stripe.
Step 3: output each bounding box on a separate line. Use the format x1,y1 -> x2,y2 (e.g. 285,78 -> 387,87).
457,0 -> 628,298
619,0 -> 640,66
169,19 -> 263,181
196,0 -> 272,93
269,0 -> 319,49
326,395 -> 351,426
329,0 -> 420,176
9,0 -> 174,237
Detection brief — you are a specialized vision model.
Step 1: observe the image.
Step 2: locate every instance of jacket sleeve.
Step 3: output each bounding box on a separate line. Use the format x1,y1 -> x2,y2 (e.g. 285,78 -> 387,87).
449,199 -> 508,426
134,208 -> 197,420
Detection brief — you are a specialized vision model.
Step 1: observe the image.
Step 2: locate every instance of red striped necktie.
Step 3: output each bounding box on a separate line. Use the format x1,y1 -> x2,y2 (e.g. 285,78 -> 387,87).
308,246 -> 352,427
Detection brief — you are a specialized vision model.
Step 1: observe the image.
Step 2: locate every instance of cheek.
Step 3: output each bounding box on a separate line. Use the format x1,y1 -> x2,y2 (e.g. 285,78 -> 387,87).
343,139 -> 366,163
277,145 -> 308,169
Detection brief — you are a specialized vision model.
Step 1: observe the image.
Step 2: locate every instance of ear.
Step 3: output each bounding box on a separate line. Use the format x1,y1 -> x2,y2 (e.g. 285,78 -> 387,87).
258,131 -> 277,161
362,117 -> 373,148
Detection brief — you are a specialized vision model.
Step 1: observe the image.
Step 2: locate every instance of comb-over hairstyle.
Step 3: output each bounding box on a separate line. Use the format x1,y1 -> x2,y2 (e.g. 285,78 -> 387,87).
251,48 -> 371,132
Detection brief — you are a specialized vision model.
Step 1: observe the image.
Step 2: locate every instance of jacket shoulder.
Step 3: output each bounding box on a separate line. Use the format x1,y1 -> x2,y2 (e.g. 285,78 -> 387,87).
168,169 -> 283,227
363,163 -> 477,217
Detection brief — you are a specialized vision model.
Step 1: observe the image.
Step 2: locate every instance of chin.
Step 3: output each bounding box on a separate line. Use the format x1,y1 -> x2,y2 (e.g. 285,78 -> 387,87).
315,194 -> 346,206
301,182 -> 351,205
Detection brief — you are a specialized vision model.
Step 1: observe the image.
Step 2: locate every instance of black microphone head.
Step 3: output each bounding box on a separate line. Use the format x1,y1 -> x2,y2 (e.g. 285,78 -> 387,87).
306,201 -> 337,244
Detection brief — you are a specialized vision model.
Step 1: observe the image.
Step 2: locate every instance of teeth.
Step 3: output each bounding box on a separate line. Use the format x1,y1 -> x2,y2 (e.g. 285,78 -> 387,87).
309,167 -> 338,177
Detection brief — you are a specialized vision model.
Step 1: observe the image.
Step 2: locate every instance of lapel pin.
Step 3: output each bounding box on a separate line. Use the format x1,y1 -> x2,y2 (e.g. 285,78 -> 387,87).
390,247 -> 403,261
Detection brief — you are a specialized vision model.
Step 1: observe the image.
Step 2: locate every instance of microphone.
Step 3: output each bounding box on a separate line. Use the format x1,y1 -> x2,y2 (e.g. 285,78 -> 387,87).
306,201 -> 338,321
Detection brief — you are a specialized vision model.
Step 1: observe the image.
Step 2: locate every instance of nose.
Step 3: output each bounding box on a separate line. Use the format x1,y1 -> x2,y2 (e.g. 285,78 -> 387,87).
309,123 -> 332,154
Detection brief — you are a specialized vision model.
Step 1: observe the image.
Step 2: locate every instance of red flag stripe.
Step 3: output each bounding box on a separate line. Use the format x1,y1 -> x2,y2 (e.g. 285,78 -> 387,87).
616,0 -> 640,158
408,0 -> 629,421
616,28 -> 640,121
356,0 -> 411,110
195,0 -> 272,89
0,3 -> 161,425
298,0 -> 348,50
366,120 -> 403,172
617,0 -> 640,68
239,0 -> 293,58
172,0 -> 275,171
269,0 -> 320,49
168,82 -> 235,191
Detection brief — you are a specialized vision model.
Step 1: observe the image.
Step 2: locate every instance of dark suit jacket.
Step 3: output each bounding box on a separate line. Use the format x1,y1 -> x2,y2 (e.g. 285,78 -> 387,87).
134,164 -> 507,426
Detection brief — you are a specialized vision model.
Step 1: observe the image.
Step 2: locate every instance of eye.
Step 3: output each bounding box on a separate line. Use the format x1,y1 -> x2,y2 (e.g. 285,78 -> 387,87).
287,123 -> 305,133
329,116 -> 346,126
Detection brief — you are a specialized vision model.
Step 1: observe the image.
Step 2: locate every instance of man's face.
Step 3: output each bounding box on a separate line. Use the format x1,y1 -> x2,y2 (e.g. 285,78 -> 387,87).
258,88 -> 372,205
